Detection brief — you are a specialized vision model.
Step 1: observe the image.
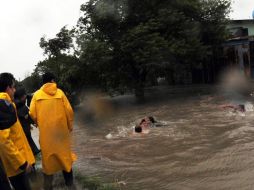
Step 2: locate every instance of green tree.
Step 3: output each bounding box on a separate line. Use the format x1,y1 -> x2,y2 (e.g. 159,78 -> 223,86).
40,26 -> 74,57
34,54 -> 82,104
198,0 -> 231,83
34,26 -> 81,104
20,71 -> 41,93
24,0 -> 231,102
77,0 -> 224,100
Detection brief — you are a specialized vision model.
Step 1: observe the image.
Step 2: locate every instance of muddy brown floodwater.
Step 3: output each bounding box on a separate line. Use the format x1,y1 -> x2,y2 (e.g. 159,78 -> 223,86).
56,85 -> 254,189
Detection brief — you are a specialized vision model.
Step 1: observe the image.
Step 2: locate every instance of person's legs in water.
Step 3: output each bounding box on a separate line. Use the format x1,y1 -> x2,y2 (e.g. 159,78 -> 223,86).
43,173 -> 53,190
9,171 -> 31,190
62,169 -> 75,189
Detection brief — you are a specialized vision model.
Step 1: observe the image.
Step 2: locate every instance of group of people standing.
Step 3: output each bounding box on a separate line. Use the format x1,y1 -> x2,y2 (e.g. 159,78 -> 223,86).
0,72 -> 76,190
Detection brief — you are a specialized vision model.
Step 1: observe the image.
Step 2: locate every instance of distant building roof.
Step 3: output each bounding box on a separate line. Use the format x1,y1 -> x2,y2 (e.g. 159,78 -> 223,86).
229,19 -> 254,24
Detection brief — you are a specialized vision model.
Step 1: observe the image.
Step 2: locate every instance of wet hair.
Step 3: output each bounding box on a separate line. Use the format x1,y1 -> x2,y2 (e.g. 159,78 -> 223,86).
14,87 -> 26,100
135,125 -> 142,133
238,104 -> 245,112
148,116 -> 156,123
42,72 -> 55,84
139,119 -> 146,125
0,73 -> 15,92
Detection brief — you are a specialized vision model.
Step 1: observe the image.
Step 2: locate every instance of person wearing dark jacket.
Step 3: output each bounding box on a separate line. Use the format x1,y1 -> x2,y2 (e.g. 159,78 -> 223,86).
0,72 -> 35,190
14,88 -> 40,156
0,99 -> 15,190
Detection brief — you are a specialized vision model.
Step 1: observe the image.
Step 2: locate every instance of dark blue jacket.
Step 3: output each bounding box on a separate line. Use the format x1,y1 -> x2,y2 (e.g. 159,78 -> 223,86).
0,99 -> 17,130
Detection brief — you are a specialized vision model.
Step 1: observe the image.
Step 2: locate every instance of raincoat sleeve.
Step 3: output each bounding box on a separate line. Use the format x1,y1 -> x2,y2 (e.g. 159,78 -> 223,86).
0,129 -> 26,172
62,93 -> 74,132
29,96 -> 37,124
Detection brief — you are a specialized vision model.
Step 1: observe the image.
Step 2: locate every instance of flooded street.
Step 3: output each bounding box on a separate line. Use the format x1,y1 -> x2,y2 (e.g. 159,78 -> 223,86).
72,85 -> 254,190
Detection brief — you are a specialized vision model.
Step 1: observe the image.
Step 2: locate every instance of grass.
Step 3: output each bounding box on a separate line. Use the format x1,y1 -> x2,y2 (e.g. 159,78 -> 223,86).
30,170 -> 120,190
31,155 -> 120,190
74,172 -> 120,190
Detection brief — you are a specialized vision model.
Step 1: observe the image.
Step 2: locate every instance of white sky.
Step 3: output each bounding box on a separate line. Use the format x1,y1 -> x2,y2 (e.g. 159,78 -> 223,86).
230,0 -> 254,19
0,0 -> 253,80
0,0 -> 85,81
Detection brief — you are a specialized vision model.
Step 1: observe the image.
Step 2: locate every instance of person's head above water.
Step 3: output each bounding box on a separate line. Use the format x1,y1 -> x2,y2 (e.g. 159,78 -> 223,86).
238,104 -> 245,112
135,125 -> 142,133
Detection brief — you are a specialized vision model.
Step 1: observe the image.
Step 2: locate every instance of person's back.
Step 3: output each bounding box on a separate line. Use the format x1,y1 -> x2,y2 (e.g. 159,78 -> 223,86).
29,72 -> 76,189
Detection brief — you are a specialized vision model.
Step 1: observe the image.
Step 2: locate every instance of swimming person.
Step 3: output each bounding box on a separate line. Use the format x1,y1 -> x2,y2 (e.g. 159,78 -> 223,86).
220,104 -> 245,112
133,116 -> 156,134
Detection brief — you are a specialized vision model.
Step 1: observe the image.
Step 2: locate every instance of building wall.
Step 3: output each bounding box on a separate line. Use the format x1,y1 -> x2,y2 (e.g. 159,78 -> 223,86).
223,40 -> 252,76
227,20 -> 254,36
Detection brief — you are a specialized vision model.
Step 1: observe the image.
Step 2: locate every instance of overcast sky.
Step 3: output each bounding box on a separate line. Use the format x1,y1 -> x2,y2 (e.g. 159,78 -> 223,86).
0,0 -> 85,80
230,0 -> 254,19
0,0 -> 253,80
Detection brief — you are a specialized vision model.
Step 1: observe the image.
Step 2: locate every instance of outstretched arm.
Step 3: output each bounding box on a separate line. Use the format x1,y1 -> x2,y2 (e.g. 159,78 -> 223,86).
219,104 -> 237,109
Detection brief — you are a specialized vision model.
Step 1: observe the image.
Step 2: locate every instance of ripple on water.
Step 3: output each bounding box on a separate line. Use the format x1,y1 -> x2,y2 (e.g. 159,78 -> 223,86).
73,91 -> 254,190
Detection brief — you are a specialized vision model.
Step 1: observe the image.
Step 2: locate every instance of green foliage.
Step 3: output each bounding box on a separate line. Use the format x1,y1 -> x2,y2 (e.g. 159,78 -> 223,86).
199,0 -> 231,46
76,0 -> 231,99
77,35 -> 114,89
35,54 -> 82,104
23,0 -> 231,101
20,72 -> 41,93
40,26 -> 74,57
75,174 -> 119,190
22,26 -> 82,104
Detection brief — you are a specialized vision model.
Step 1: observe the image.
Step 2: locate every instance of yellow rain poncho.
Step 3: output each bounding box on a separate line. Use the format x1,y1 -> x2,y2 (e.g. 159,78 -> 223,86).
0,93 -> 35,177
29,83 -> 76,175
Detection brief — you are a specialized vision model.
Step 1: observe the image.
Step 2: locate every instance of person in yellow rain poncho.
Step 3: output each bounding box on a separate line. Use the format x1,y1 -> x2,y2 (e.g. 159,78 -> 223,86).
29,72 -> 76,190
0,73 -> 35,190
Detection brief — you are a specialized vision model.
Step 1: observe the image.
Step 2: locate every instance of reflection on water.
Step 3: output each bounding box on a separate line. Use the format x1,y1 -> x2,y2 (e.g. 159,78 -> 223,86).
73,86 -> 254,190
